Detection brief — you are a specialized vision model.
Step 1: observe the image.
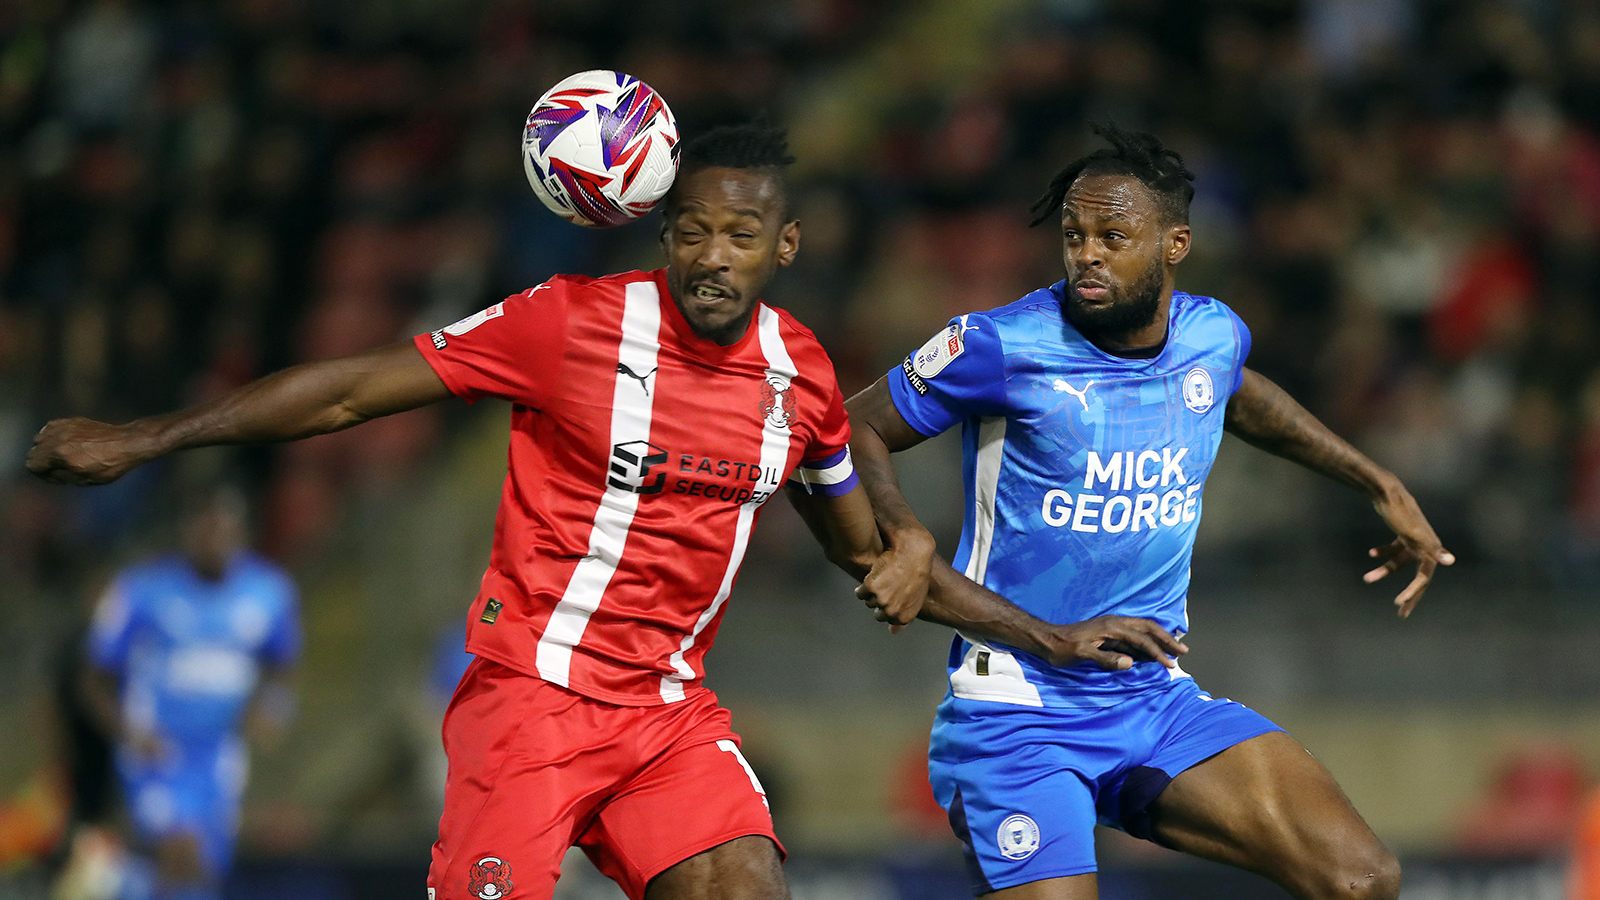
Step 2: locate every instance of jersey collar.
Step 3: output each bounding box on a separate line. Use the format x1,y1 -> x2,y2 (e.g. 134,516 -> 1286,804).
1052,280 -> 1178,366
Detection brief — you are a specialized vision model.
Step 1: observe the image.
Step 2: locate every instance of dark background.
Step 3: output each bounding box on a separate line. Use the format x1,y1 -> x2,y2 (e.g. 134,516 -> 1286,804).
3,0 -> 1599,897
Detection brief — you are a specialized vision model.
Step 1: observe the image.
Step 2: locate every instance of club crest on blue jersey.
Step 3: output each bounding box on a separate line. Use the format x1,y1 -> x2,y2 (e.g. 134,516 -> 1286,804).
997,814 -> 1040,860
1182,366 -> 1215,413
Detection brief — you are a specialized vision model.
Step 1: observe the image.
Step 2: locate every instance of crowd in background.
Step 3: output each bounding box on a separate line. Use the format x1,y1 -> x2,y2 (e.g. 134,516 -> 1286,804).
4,0 -> 1600,598
3,0 -> 1600,874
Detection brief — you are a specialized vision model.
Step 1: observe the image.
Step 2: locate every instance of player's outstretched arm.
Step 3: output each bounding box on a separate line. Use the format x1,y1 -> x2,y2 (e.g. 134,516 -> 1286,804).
786,483 -> 926,629
28,341 -> 451,485
920,561 -> 1187,670
1224,367 -> 1455,617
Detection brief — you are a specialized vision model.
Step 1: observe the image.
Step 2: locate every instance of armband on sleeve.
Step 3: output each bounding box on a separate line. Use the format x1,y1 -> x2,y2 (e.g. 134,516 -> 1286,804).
787,446 -> 858,497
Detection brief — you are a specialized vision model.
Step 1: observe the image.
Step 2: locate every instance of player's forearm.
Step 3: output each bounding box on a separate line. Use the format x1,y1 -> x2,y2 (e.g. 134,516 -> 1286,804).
1224,368 -> 1399,499
848,409 -> 936,554
786,486 -> 884,578
80,669 -> 129,744
246,668 -> 297,743
921,560 -> 1061,661
29,342 -> 449,485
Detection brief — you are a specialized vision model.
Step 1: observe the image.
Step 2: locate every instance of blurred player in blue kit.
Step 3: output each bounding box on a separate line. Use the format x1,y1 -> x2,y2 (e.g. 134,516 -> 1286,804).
847,125 -> 1455,900
82,486 -> 299,900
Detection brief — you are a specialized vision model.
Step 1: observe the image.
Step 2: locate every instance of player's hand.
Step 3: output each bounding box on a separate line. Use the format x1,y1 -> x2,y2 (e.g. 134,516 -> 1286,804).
1365,478 -> 1454,618
855,532 -> 934,633
127,730 -> 171,763
26,417 -> 157,485
1042,615 -> 1188,671
246,708 -> 288,751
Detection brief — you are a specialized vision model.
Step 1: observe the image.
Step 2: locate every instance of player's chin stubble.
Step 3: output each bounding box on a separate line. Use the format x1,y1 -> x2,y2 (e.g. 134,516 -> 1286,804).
1067,255 -> 1165,343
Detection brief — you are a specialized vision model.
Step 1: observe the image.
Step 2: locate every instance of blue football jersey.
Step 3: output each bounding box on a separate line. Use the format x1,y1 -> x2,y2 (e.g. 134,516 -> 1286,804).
89,553 -> 300,743
888,282 -> 1250,707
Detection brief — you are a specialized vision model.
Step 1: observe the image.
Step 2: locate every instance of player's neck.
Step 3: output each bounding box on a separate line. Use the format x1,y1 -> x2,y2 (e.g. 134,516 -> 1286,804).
1088,322 -> 1166,355
697,318 -> 751,346
673,299 -> 754,347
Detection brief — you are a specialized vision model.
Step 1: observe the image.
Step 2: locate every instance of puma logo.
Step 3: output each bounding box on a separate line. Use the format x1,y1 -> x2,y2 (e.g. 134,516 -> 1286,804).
1053,379 -> 1093,410
617,363 -> 657,395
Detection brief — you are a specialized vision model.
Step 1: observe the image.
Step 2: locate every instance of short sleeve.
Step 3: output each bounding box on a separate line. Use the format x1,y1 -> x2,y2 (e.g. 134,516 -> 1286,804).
259,578 -> 302,668
886,314 -> 1008,436
1223,304 -> 1252,395
413,279 -> 572,407
87,579 -> 137,673
787,382 -> 858,497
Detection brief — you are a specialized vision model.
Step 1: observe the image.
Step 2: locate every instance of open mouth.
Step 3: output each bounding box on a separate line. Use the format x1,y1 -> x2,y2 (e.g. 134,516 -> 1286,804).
691,282 -> 738,304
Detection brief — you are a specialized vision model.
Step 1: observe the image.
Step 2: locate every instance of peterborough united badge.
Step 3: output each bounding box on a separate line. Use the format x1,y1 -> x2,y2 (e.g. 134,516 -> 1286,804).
761,374 -> 795,428
468,856 -> 514,899
1182,366 -> 1215,413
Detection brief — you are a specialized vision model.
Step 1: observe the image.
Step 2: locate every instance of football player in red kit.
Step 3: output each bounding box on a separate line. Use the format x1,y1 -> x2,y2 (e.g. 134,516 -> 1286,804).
30,125 -> 1149,900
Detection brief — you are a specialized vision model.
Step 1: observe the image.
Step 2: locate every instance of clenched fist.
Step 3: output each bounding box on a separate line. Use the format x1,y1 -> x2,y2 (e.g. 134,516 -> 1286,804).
27,418 -> 158,485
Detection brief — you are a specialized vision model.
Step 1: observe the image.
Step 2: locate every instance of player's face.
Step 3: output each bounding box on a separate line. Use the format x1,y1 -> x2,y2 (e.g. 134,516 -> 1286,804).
1058,174 -> 1190,341
662,167 -> 799,346
181,494 -> 248,580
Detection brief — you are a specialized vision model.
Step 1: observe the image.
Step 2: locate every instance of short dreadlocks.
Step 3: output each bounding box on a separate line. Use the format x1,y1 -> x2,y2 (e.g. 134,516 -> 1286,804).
1029,123 -> 1196,226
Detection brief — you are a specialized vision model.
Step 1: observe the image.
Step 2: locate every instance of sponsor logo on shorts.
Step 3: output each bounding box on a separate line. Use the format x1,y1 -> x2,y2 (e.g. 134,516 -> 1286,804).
468,856 -> 514,899
479,598 -> 503,624
998,814 -> 1040,860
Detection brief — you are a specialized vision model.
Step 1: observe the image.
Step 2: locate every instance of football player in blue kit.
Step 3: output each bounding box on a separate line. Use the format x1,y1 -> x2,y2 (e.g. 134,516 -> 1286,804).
846,125 -> 1454,900
83,486 -> 299,900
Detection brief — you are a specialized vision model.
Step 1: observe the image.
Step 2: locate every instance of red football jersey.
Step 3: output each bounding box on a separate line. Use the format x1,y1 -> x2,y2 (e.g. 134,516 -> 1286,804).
414,269 -> 858,706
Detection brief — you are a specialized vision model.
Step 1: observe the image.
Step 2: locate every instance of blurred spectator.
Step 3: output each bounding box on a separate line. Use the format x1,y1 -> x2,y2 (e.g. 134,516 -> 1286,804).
1457,745 -> 1591,858
1575,784 -> 1600,900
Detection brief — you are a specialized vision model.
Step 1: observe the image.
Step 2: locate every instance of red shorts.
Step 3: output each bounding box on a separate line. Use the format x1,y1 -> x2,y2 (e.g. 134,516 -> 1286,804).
428,658 -> 782,900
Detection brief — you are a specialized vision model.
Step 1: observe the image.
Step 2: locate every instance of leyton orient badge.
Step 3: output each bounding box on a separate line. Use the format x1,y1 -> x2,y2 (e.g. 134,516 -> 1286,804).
761,374 -> 795,428
468,856 -> 514,899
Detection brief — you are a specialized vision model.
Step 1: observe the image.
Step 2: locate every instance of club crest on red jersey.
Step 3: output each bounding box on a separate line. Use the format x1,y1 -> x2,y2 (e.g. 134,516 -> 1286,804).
468,856 -> 514,899
761,375 -> 795,428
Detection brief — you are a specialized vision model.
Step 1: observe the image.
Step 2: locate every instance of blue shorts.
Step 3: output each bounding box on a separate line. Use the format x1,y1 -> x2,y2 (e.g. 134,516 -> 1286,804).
117,736 -> 248,876
928,676 -> 1281,895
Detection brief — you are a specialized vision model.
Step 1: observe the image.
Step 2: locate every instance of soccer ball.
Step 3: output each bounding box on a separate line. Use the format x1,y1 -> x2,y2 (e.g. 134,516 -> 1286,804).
521,70 -> 680,228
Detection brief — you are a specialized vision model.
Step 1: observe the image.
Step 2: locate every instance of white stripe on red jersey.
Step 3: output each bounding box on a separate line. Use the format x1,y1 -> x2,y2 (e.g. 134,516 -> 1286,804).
415,270 -> 855,706
660,304 -> 798,702
535,279 -> 663,688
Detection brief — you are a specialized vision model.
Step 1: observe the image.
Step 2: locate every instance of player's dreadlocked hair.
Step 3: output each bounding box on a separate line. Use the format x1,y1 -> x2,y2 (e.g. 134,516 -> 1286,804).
667,121 -> 797,216
1029,123 -> 1196,227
